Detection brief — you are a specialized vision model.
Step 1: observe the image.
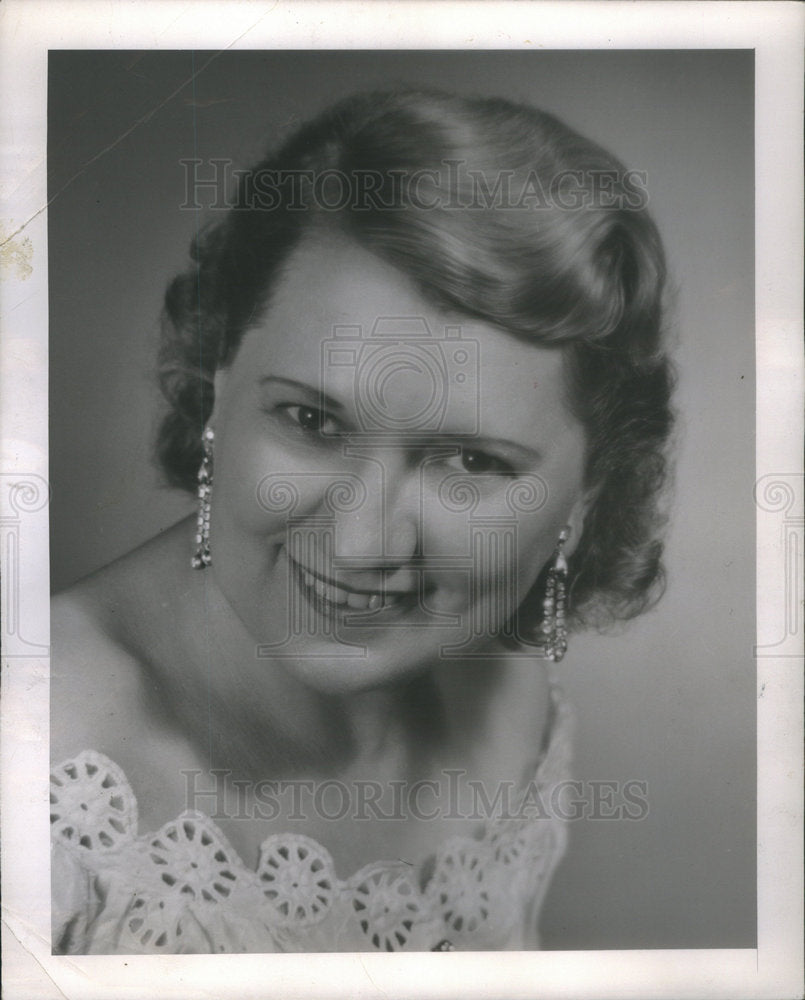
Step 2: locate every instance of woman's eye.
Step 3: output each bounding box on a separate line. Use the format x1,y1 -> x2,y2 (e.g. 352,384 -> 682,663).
282,405 -> 339,435
458,449 -> 515,476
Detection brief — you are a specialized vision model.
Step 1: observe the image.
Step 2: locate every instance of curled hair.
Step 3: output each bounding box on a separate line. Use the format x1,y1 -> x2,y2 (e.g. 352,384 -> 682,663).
157,88 -> 674,628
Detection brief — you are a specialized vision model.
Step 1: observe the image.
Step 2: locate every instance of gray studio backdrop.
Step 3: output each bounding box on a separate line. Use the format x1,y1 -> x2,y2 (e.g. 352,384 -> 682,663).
48,50 -> 755,950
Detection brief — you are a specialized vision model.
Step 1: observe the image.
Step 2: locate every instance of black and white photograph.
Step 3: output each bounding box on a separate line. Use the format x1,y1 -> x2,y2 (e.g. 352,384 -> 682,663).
1,3 -> 802,999
47,45 -> 754,954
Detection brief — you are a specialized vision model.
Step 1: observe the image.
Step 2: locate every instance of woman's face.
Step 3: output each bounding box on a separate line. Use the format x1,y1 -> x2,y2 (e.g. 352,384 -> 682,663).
209,232 -> 588,693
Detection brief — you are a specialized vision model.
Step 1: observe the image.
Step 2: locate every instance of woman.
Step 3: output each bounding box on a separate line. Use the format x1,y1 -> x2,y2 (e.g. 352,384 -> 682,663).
50,88 -> 672,954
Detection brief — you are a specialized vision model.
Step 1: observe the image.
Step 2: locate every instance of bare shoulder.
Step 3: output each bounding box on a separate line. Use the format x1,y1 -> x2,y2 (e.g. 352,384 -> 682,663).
50,520 -> 194,767
483,654 -> 556,794
50,582 -> 148,765
438,648 -> 553,782
487,652 -> 554,760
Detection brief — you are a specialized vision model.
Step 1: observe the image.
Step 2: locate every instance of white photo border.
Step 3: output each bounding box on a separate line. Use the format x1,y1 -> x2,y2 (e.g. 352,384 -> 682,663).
1,2 -> 802,998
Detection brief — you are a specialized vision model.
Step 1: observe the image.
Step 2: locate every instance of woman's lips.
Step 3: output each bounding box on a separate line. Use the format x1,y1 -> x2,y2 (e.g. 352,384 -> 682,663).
286,553 -> 416,617
301,569 -> 386,611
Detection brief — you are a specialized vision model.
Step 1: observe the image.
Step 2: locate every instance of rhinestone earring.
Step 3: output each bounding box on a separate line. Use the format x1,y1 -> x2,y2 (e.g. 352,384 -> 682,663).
541,526 -> 570,662
191,426 -> 214,570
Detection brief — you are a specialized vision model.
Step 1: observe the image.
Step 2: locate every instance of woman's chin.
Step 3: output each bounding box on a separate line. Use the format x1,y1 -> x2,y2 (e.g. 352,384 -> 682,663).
253,631 -> 441,695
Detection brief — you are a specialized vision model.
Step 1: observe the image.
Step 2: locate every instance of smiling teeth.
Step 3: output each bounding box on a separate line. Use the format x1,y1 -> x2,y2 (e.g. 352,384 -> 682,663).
300,569 -> 390,610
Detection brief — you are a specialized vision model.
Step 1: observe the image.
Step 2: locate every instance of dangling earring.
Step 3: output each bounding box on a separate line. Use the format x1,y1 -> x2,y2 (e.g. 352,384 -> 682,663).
541,526 -> 570,662
191,426 -> 214,570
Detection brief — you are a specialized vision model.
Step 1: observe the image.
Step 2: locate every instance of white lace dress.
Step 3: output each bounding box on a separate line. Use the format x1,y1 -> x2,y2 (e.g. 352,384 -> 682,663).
51,688 -> 573,954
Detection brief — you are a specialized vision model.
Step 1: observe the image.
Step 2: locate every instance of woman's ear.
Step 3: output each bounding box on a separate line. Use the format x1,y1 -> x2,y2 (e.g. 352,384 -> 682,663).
563,490 -> 595,560
209,367 -> 230,427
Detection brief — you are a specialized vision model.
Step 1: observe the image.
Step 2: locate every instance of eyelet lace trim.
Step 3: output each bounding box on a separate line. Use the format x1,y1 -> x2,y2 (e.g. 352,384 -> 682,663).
51,690 -> 573,953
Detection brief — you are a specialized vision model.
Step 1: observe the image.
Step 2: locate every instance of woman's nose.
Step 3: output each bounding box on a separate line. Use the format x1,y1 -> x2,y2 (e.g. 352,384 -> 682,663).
332,448 -> 420,567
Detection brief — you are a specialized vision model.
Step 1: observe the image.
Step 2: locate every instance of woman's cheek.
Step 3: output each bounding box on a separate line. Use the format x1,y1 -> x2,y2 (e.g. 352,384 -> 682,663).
501,510 -> 559,599
233,437 -> 356,538
418,500 -> 539,617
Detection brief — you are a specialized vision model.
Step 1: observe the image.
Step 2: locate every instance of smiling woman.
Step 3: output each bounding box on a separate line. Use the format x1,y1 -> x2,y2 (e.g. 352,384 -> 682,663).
203,232 -> 589,694
50,87 -> 672,953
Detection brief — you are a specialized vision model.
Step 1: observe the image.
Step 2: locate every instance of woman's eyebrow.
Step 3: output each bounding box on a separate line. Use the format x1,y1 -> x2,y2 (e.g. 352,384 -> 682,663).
258,375 -> 346,413
472,436 -> 543,465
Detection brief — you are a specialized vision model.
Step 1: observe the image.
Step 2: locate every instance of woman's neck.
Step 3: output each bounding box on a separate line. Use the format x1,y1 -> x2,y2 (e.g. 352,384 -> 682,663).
135,542 -> 443,780
176,648 -> 442,783
111,516 -> 509,784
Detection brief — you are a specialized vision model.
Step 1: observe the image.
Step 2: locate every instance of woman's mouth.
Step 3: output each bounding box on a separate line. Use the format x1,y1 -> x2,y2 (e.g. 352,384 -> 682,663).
286,553 -> 415,620
300,568 -> 390,611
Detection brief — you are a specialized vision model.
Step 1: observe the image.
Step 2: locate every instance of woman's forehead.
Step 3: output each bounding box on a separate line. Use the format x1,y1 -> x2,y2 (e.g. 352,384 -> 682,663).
269,231 -> 440,330
232,233 -> 582,445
